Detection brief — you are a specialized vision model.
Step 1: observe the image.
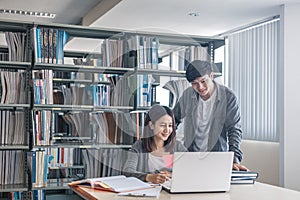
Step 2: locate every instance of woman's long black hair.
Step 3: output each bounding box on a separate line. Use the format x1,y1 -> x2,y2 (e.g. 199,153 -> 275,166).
141,105 -> 176,152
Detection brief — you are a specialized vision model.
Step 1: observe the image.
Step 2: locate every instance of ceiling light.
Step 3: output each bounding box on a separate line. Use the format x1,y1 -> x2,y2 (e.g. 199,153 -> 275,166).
188,12 -> 200,17
0,9 -> 56,18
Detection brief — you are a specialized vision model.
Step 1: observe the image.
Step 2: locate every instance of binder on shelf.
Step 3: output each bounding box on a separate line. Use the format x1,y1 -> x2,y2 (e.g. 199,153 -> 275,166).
28,150 -> 54,188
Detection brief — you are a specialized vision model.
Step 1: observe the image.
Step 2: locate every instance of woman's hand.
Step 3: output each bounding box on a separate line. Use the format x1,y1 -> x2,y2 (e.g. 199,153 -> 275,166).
146,172 -> 170,184
160,170 -> 172,179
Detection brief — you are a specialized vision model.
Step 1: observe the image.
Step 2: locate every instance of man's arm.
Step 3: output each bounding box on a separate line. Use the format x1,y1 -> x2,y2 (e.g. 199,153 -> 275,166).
173,100 -> 182,127
226,91 -> 243,164
173,88 -> 190,127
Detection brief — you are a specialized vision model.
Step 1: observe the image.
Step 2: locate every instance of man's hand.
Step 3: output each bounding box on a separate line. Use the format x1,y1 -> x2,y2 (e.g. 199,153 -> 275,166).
232,163 -> 249,171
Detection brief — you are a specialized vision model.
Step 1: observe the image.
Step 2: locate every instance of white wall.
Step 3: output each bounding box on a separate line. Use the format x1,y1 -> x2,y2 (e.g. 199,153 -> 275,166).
241,140 -> 280,186
281,3 -> 300,191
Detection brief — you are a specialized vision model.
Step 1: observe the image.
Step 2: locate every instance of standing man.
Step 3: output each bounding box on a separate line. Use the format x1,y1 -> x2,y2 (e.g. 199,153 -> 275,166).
173,60 -> 247,171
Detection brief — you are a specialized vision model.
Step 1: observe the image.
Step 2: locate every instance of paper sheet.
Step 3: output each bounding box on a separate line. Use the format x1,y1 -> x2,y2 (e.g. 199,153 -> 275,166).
118,185 -> 162,198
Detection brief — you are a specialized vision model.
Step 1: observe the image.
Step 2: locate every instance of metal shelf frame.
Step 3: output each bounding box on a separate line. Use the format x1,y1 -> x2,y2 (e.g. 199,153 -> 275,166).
0,19 -> 225,196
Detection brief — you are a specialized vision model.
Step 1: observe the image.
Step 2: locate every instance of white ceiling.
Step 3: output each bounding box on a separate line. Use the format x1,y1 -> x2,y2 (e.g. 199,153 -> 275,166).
0,0 -> 299,51
1,0 -> 299,36
89,0 -> 290,36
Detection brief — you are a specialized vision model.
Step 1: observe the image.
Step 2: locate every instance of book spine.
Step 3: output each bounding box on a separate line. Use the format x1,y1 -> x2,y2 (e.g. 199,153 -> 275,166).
52,30 -> 57,64
48,29 -> 53,64
43,28 -> 49,64
138,36 -> 145,69
56,30 -> 64,64
144,37 -> 151,69
151,37 -> 159,69
35,28 -> 42,63
29,151 -> 37,187
35,111 -> 41,145
33,78 -> 41,104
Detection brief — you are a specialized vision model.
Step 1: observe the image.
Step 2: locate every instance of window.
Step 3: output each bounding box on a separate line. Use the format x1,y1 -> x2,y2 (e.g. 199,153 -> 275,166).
225,19 -> 280,142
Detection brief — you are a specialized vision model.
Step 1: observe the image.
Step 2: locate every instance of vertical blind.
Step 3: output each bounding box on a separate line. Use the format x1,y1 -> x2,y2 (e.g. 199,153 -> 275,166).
226,19 -> 279,142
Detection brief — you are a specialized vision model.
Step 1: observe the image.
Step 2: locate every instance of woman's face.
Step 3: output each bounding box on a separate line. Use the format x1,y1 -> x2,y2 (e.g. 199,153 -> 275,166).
150,114 -> 173,141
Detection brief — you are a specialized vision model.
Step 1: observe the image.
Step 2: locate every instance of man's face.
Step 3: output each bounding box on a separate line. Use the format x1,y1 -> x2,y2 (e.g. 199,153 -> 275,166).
191,73 -> 214,100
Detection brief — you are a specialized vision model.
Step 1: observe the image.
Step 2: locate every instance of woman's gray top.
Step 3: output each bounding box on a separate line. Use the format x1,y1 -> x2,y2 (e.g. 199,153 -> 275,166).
122,140 -> 187,181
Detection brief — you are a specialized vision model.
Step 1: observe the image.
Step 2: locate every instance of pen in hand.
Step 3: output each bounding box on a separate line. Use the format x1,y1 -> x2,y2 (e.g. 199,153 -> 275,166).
155,170 -> 171,181
146,170 -> 171,184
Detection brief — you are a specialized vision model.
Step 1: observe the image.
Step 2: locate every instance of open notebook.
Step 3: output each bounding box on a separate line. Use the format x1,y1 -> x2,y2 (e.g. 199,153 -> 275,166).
161,152 -> 234,193
69,175 -> 153,193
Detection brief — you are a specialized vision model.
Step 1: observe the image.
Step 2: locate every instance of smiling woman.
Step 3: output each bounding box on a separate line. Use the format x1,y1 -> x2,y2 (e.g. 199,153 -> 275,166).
122,105 -> 187,184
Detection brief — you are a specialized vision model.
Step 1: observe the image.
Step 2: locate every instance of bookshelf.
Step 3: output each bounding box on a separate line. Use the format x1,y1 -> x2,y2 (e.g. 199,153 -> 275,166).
0,20 -> 32,199
0,19 -> 224,199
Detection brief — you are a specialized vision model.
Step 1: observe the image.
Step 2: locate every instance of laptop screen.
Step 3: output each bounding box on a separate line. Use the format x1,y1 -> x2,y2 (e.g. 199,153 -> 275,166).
164,152 -> 234,193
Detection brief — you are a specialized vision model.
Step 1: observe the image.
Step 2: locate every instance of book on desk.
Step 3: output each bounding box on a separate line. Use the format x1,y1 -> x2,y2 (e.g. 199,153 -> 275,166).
231,170 -> 259,184
68,175 -> 154,193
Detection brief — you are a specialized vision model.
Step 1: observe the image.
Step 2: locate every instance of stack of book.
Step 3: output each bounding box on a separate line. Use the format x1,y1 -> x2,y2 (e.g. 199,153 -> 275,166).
231,170 -> 259,184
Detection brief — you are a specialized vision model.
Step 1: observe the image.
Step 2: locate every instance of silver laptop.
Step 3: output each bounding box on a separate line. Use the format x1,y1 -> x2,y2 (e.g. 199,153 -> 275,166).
162,152 -> 234,193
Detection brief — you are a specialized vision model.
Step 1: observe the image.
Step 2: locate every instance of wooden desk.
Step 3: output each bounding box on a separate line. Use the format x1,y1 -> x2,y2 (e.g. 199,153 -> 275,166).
70,182 -> 300,200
